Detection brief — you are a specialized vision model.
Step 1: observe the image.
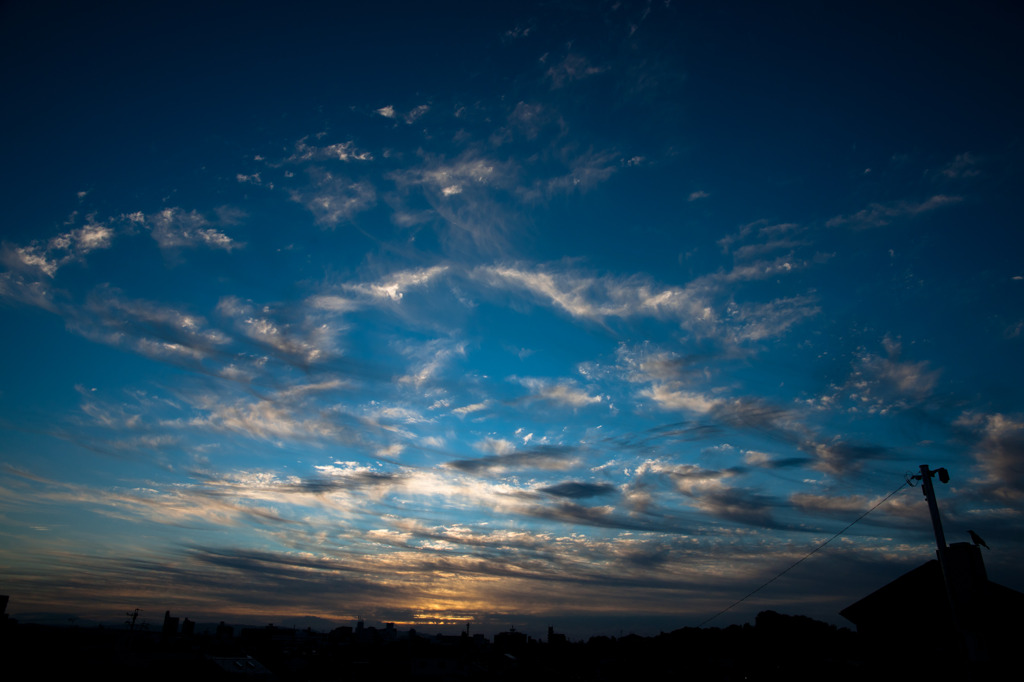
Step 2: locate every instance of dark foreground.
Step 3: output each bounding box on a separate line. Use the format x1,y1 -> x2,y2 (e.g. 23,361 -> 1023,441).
0,610 -> 999,681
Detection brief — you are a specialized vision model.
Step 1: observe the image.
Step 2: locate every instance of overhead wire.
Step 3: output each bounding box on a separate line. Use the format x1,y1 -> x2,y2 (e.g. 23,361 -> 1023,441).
697,479 -> 911,627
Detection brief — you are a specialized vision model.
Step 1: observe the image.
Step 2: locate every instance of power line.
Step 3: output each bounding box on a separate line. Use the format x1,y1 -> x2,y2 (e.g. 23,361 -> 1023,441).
697,479 -> 910,628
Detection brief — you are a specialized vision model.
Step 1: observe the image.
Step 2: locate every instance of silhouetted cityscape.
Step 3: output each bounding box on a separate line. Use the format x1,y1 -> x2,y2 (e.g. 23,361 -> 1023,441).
4,542 -> 1021,680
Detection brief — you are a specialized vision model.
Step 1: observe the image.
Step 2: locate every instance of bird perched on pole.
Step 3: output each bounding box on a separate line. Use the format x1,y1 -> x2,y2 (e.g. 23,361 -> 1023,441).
968,529 -> 989,549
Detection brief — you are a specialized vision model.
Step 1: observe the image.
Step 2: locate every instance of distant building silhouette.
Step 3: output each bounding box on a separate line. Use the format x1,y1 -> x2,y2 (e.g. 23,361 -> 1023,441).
161,610 -> 179,642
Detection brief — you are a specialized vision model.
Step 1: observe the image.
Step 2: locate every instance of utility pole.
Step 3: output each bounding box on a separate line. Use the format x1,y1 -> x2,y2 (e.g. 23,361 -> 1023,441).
913,464 -> 983,661
915,464 -> 955,616
917,464 -> 950,560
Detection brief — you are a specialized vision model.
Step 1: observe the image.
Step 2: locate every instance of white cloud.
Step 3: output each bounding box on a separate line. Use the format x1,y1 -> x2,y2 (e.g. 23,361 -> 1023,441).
516,377 -> 602,408
477,263 -> 725,330
640,385 -> 721,414
3,222 -> 115,278
376,105 -> 396,118
476,437 -> 517,456
453,401 -> 490,416
191,395 -> 339,443
345,265 -> 449,302
147,208 -> 241,252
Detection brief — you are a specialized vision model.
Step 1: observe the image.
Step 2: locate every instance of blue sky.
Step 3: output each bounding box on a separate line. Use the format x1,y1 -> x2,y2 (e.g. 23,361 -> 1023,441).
2,0 -> 1022,636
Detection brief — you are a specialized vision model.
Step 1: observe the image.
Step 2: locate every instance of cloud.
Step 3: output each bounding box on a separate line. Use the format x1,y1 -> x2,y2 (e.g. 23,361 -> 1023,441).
820,337 -> 941,415
0,271 -> 58,311
62,288 -> 231,365
633,460 -> 780,527
546,53 -> 607,88
286,137 -> 373,163
725,295 -> 821,343
537,481 -> 617,499
396,337 -> 466,388
473,264 -> 702,323
216,295 -> 337,365
290,170 -> 376,227
146,207 -> 242,252
404,104 -> 430,124
640,385 -> 721,414
515,376 -> 603,408
826,195 -> 962,228
805,439 -> 890,476
393,152 -> 515,196
2,222 -> 115,278
743,450 -> 809,469
938,152 -> 980,180
473,261 -> 817,346
504,24 -> 533,41
445,445 -> 580,474
191,397 -> 343,443
452,401 -> 490,417
376,105 -> 396,118
344,265 -> 449,302
717,221 -> 802,255
957,412 -> 1024,502
688,190 -> 709,201
525,149 -> 619,198
508,101 -> 549,140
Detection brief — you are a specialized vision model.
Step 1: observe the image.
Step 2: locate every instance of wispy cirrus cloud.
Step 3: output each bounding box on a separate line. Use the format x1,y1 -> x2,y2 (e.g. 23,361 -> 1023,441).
343,265 -> 450,302
826,194 -> 962,229
474,260 -> 818,346
61,287 -> 232,365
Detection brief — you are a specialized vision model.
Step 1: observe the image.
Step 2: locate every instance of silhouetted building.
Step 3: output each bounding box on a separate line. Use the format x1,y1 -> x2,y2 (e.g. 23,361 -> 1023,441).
216,620 -> 235,641
841,542 -> 1024,665
162,610 -> 179,641
494,626 -> 529,654
547,625 -> 566,645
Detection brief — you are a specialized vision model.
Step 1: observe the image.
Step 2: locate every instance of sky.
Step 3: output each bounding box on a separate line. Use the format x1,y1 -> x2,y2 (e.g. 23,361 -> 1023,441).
1,0 -> 1023,637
